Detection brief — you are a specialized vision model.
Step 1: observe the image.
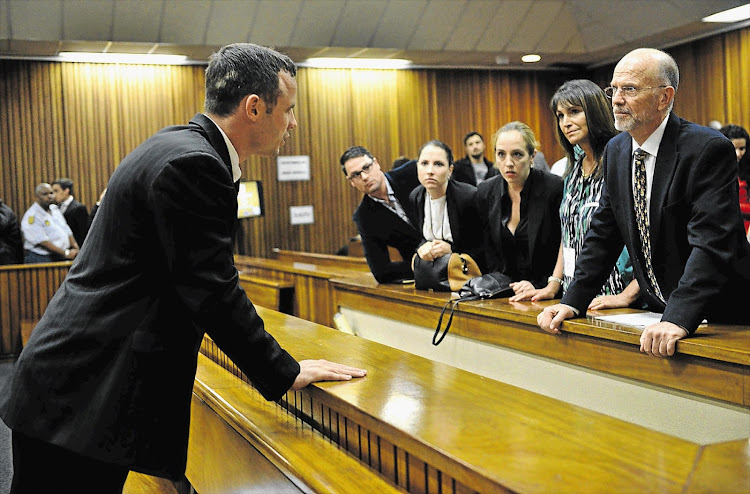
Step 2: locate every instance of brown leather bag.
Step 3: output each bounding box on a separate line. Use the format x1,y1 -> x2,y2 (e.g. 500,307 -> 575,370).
412,252 -> 481,292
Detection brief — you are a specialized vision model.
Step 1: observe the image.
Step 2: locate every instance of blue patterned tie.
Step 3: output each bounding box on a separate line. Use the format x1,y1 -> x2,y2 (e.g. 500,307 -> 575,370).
633,149 -> 665,302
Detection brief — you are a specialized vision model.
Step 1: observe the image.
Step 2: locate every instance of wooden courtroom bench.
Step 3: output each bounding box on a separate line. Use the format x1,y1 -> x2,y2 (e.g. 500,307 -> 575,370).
234,252 -> 372,326
190,307 -> 749,493
238,274 -> 294,315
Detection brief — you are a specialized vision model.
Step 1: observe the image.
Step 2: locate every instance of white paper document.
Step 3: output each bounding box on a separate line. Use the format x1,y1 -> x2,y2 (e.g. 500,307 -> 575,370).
594,312 -> 663,328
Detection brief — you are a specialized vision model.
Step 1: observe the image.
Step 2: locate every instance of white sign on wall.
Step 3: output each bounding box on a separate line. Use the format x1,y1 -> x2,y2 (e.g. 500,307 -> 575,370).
277,155 -> 310,181
290,205 -> 314,225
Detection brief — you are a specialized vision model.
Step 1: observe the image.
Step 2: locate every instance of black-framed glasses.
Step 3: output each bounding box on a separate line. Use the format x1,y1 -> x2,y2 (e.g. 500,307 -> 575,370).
604,85 -> 668,99
347,161 -> 374,181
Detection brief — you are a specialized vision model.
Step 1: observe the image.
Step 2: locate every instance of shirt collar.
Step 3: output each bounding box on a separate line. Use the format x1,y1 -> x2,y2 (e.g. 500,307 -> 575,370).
631,113 -> 669,158
62,196 -> 74,207
204,114 -> 241,182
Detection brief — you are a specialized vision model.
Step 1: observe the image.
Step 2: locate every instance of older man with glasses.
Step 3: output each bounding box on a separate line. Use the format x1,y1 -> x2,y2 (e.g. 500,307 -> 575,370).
340,146 -> 421,283
538,48 -> 750,357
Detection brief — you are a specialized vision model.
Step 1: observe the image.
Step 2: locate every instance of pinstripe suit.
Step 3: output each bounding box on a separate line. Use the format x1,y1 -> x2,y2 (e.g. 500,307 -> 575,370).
0,114 -> 300,479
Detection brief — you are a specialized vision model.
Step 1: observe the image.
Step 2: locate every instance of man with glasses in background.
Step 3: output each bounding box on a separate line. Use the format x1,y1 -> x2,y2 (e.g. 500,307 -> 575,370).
340,146 -> 421,283
538,48 -> 750,357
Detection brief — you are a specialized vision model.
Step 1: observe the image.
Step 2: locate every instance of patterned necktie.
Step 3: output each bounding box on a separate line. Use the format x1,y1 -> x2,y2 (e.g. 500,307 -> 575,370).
633,149 -> 665,302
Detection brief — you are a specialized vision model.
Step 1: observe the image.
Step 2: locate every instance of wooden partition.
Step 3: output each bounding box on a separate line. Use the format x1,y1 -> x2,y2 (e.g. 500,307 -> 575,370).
332,274 -> 750,411
234,253 -> 372,327
192,307 -> 750,493
0,262 -> 71,355
3,26 -> 746,261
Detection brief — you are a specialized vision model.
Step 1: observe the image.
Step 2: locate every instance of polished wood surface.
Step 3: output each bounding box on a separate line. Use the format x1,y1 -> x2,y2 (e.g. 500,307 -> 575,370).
0,262 -> 71,355
235,254 -> 373,326
192,351 -> 403,493
238,274 -> 294,315
196,307 -> 749,493
332,274 -> 750,407
123,472 -> 178,494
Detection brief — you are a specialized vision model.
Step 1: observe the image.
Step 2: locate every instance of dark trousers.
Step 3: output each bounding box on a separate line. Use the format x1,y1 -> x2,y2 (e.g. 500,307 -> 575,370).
10,431 -> 129,494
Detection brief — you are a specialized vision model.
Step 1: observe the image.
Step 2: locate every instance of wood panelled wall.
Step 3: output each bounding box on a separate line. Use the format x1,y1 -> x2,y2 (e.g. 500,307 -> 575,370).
590,26 -> 749,131
1,26 -> 747,258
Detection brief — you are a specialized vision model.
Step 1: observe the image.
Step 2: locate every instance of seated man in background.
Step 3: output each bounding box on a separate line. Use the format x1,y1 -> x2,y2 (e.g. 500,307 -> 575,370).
340,146 -> 421,283
52,178 -> 89,246
451,131 -> 498,186
20,183 -> 79,263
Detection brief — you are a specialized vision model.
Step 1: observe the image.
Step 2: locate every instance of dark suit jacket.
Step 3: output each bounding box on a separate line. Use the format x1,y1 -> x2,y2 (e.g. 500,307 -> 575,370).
353,160 -> 422,283
63,199 -> 89,245
476,168 -> 563,288
562,113 -> 750,332
0,114 -> 300,479
409,179 -> 486,272
452,156 -> 498,186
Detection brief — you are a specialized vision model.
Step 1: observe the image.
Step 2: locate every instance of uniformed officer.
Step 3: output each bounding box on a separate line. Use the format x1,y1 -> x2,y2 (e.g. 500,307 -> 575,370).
21,183 -> 79,263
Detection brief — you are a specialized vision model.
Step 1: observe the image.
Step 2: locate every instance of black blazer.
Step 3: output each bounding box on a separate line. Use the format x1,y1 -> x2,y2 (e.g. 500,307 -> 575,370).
63,199 -> 89,245
452,156 -> 498,186
562,113 -> 750,332
476,168 -> 563,288
353,160 -> 422,283
0,114 -> 300,479
409,179 -> 486,272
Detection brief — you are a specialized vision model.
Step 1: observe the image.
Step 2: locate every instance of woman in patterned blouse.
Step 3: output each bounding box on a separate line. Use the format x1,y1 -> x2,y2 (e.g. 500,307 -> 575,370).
510,79 -> 640,307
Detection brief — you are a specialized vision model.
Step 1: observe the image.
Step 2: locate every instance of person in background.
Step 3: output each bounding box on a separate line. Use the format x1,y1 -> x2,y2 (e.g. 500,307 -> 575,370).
409,140 -> 485,271
451,131 -> 498,186
20,183 -> 79,263
538,48 -> 750,357
476,122 -> 563,296
511,79 -> 639,308
719,124 -> 750,184
52,178 -> 89,246
340,146 -> 421,283
2,43 -> 365,492
0,199 -> 23,265
392,155 -> 411,170
532,148 -> 550,172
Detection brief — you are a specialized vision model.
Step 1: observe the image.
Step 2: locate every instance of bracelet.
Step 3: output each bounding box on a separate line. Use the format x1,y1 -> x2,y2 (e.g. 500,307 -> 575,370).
547,276 -> 563,285
64,249 -> 70,257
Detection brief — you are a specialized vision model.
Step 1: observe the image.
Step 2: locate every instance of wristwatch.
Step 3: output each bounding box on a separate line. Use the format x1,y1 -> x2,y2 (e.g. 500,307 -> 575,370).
64,249 -> 70,257
548,276 -> 563,285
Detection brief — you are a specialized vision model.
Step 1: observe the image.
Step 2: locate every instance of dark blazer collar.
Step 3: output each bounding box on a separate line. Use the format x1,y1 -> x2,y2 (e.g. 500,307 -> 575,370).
649,112 -> 680,236
189,113 -> 233,173
524,168 -> 546,257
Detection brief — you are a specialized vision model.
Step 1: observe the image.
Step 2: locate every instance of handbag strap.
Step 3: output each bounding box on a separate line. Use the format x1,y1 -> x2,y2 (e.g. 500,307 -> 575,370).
432,293 -> 480,346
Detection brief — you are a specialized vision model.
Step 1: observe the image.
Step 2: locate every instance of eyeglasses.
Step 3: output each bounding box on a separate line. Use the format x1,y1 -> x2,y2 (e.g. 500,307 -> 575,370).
604,85 -> 668,99
347,161 -> 374,181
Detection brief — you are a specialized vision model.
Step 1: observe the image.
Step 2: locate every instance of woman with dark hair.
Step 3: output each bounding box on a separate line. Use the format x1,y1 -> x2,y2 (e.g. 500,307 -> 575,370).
476,122 -> 563,295
409,140 -> 485,271
719,124 -> 750,236
510,80 -> 639,306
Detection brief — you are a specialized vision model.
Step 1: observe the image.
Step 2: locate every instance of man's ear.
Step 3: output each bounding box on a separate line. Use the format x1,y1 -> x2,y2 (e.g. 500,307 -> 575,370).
244,94 -> 263,121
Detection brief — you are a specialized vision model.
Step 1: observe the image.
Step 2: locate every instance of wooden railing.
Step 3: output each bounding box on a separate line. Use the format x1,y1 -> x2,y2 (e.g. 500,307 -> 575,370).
0,262 -> 71,355
194,307 -> 750,493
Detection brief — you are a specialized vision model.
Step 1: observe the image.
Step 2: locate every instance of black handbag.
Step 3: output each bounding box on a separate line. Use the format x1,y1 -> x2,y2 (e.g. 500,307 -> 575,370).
432,272 -> 514,345
412,253 -> 482,292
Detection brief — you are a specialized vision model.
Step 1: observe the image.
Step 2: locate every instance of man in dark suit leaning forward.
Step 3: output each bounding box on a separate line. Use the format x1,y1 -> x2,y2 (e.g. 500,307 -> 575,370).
538,48 -> 750,357
340,146 -> 421,283
1,43 -> 366,492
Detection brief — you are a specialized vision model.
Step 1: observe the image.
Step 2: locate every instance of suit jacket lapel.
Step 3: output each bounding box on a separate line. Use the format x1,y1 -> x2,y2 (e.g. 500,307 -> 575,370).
446,181 -> 461,243
649,113 -> 680,244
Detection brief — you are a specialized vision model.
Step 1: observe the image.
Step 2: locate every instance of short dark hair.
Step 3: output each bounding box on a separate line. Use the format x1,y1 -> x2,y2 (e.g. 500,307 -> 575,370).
204,43 -> 297,117
719,124 -> 750,142
549,79 -> 618,179
52,178 -> 74,194
418,140 -> 454,166
463,131 -> 483,145
339,146 -> 374,176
